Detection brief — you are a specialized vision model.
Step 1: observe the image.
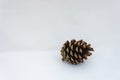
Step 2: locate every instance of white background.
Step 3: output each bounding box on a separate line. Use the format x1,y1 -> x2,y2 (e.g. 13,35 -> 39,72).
0,0 -> 120,80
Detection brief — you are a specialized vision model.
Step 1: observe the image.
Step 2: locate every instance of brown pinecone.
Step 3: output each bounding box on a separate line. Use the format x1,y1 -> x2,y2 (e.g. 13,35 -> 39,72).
61,39 -> 94,64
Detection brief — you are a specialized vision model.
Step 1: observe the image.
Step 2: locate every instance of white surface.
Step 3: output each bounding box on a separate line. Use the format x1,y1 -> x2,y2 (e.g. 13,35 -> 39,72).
0,0 -> 120,80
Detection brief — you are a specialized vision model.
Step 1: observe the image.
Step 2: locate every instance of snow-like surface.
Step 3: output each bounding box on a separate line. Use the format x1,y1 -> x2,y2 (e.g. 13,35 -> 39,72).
0,48 -> 120,80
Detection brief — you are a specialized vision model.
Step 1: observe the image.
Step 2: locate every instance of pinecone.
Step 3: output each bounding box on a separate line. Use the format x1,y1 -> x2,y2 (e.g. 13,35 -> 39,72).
61,39 -> 94,64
